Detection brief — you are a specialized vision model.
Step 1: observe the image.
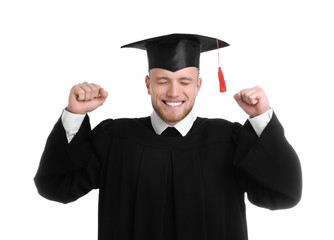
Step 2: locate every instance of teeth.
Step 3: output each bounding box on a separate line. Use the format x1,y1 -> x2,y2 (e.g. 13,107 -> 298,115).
166,102 -> 182,107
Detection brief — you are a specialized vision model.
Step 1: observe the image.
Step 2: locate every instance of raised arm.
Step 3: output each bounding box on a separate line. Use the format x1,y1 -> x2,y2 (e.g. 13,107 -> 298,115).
34,82 -> 110,203
233,86 -> 302,210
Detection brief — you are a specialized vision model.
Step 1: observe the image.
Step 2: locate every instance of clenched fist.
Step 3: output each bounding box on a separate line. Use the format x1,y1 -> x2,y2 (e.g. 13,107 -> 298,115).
66,82 -> 108,114
234,86 -> 270,117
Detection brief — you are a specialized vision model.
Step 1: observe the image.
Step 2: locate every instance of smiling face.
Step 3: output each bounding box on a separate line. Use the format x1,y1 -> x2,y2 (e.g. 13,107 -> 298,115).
145,67 -> 202,125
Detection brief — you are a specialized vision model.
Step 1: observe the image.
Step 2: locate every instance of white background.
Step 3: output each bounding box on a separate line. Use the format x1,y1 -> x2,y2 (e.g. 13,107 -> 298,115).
1,0 -> 333,239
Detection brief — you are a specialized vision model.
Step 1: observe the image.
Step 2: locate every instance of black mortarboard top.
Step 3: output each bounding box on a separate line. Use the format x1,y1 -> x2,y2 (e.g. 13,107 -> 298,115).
121,33 -> 229,92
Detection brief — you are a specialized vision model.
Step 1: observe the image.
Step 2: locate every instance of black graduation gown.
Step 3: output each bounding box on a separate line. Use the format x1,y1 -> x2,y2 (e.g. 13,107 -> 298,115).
34,113 -> 302,240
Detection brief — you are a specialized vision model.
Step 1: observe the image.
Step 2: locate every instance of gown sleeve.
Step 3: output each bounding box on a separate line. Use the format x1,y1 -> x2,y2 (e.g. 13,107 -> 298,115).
233,112 -> 302,210
34,115 -> 112,204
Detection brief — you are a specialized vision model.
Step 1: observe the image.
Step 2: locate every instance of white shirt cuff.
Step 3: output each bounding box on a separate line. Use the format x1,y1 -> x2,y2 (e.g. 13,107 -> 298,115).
248,108 -> 273,137
61,109 -> 86,143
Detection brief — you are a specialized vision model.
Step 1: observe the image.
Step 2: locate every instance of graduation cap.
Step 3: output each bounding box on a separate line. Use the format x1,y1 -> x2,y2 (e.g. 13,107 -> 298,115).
121,33 -> 229,92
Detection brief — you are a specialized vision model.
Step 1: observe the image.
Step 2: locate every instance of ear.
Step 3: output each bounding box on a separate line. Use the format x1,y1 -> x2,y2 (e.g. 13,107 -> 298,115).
196,77 -> 202,96
145,75 -> 151,95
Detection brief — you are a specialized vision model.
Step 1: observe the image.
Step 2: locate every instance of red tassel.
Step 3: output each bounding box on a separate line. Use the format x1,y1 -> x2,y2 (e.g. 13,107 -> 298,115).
216,38 -> 226,92
218,67 -> 226,92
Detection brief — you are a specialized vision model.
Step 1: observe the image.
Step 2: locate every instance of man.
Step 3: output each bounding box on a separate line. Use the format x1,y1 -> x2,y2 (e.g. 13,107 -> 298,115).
34,34 -> 302,240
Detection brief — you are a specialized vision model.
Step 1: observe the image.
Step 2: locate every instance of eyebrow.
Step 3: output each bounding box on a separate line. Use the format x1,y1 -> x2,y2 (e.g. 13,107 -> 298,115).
154,76 -> 194,81
155,76 -> 170,81
179,77 -> 193,81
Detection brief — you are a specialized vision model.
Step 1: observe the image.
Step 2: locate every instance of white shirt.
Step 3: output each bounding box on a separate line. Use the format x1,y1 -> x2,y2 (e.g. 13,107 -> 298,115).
150,111 -> 197,137
61,109 -> 273,143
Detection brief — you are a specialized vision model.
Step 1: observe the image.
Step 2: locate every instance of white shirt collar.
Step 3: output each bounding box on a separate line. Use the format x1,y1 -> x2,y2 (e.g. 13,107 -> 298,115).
150,111 -> 197,137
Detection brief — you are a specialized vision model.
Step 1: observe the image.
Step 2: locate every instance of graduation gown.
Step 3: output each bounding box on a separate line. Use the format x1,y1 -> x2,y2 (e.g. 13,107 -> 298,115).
34,113 -> 302,240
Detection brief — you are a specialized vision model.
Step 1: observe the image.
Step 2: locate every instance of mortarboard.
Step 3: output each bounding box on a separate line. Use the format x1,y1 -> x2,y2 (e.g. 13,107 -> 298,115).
121,33 -> 229,92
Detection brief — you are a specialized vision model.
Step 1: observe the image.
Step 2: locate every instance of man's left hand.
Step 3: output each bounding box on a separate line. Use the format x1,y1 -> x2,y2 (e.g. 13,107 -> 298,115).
234,86 -> 270,117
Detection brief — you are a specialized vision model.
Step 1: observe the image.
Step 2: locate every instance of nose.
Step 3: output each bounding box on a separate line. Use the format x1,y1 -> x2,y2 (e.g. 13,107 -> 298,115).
166,82 -> 179,98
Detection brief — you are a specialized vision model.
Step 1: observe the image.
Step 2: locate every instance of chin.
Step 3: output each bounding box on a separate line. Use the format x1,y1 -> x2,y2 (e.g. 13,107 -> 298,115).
159,109 -> 190,125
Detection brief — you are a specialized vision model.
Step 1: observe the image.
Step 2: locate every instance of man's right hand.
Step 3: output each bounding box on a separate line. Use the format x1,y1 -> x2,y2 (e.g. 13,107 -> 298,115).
66,82 -> 108,114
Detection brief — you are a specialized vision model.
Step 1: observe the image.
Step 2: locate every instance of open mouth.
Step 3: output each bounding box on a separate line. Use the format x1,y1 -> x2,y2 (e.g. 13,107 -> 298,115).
163,101 -> 184,107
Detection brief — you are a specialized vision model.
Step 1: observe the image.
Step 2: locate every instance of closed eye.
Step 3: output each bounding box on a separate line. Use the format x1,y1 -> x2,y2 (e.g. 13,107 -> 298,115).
155,77 -> 169,85
179,78 -> 193,86
180,82 -> 190,86
157,80 -> 168,85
